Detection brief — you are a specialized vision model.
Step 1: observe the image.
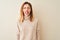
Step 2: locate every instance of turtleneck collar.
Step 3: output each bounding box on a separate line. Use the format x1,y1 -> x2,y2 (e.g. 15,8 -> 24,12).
24,15 -> 30,20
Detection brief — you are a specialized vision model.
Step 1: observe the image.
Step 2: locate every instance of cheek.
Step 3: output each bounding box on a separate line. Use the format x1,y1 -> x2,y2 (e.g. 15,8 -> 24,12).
23,9 -> 26,13
28,9 -> 31,13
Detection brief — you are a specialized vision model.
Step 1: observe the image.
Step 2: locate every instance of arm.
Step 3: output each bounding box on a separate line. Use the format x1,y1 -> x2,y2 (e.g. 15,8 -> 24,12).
36,20 -> 40,40
17,21 -> 20,40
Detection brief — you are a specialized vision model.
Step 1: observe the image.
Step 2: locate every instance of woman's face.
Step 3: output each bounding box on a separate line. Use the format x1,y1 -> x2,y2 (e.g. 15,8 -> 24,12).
23,4 -> 31,17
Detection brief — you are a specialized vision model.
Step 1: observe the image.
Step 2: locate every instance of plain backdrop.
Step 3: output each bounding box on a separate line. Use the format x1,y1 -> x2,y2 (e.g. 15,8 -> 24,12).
0,0 -> 60,40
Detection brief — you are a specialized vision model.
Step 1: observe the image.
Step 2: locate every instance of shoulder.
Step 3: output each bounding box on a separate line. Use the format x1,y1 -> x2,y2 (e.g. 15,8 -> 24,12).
17,20 -> 21,26
33,17 -> 38,24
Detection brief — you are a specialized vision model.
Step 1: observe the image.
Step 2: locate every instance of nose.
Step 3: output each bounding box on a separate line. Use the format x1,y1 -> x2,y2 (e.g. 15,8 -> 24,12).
26,8 -> 28,11
26,7 -> 28,10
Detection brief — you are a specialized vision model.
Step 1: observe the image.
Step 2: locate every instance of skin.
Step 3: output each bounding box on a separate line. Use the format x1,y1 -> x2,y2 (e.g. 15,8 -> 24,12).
23,4 -> 31,17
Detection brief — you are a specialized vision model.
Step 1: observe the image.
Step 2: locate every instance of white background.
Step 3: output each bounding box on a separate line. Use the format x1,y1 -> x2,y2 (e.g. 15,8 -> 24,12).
0,0 -> 60,40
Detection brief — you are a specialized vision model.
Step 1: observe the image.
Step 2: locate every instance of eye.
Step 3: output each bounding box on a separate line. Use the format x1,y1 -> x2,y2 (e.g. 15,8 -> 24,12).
23,7 -> 26,9
27,7 -> 30,9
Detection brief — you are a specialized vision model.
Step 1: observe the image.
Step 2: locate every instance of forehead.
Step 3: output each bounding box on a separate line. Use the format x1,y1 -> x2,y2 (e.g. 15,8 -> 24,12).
23,4 -> 30,7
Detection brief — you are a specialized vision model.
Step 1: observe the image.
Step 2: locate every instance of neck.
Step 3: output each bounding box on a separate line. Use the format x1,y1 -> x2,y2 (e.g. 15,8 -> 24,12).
24,15 -> 30,20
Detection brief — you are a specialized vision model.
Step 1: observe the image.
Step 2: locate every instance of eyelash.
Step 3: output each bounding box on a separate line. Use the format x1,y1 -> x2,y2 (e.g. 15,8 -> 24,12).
23,7 -> 30,9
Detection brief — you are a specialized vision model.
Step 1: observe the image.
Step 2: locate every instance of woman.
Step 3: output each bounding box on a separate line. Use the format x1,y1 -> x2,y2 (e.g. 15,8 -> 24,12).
17,2 -> 40,40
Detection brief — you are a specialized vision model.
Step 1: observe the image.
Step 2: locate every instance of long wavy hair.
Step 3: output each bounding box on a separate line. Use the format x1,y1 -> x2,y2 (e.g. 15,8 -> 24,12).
19,2 -> 34,23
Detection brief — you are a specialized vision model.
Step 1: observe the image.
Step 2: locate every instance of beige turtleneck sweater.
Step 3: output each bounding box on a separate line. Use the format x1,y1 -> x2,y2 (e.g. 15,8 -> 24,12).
17,16 -> 40,40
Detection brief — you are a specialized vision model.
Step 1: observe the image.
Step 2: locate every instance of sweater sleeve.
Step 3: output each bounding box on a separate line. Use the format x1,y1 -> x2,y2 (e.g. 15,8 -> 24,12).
36,19 -> 40,40
17,21 -> 20,40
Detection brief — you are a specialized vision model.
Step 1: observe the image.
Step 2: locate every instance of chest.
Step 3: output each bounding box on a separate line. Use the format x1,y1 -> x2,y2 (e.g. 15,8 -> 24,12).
19,20 -> 37,32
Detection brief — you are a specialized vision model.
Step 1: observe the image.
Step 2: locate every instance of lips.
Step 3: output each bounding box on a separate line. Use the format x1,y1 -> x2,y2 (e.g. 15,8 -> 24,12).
25,11 -> 29,14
